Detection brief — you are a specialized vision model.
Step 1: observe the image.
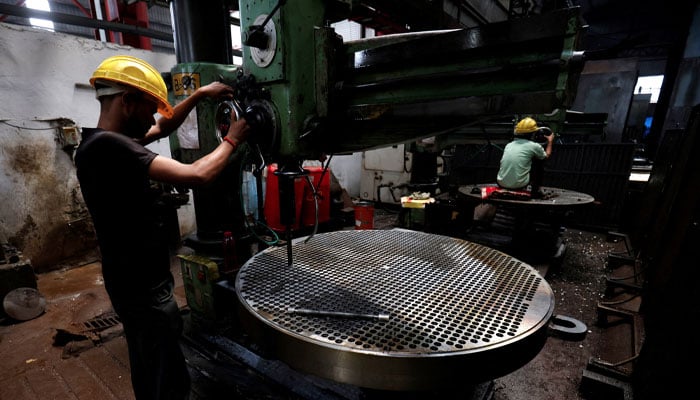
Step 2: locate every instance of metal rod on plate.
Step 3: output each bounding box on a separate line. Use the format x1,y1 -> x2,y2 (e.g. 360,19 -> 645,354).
287,308 -> 390,321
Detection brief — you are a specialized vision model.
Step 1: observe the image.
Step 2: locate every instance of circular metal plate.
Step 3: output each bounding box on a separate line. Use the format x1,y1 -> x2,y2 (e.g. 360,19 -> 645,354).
459,184 -> 595,206
236,229 -> 554,391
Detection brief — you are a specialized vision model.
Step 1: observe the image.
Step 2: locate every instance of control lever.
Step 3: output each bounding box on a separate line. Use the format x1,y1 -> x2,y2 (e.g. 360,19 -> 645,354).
216,99 -> 272,147
243,0 -> 286,49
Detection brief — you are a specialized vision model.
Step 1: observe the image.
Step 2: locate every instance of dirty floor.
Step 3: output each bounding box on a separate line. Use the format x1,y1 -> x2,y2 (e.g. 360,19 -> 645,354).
0,217 -> 631,400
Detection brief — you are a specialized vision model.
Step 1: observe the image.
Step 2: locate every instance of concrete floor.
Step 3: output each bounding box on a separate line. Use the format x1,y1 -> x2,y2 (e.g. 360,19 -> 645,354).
0,261 -> 135,399
0,209 -> 633,400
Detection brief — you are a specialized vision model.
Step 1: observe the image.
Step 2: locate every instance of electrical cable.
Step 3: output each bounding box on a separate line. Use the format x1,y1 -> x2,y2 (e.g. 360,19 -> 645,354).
302,174 -> 319,244
238,145 -> 279,246
317,153 -> 333,195
301,154 -> 334,243
375,184 -> 402,214
0,120 -> 60,131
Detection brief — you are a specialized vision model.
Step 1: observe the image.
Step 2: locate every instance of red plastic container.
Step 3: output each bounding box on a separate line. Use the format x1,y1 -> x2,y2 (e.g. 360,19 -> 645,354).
264,165 -> 331,232
264,164 -> 304,232
301,167 -> 331,228
354,201 -> 374,230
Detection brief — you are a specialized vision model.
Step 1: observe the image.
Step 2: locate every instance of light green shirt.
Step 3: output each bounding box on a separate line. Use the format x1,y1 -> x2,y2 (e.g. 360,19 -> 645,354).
497,138 -> 547,189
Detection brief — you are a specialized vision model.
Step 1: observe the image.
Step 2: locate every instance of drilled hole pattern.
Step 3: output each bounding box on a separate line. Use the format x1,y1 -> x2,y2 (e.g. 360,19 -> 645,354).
238,230 -> 552,355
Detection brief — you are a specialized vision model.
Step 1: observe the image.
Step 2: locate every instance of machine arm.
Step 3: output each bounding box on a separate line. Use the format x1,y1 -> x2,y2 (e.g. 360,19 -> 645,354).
234,3 -> 584,162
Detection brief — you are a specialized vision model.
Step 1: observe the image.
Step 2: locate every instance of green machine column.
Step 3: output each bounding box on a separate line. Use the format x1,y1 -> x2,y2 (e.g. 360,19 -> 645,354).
168,62 -> 246,248
239,0 -> 336,162
169,62 -> 239,162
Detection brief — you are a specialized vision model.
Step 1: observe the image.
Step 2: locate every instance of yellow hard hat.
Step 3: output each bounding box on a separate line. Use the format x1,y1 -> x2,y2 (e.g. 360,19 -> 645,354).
90,55 -> 173,118
514,117 -> 539,134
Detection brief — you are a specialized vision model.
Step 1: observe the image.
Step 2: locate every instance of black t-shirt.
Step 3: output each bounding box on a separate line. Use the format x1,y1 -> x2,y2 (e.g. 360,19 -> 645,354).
75,128 -> 171,300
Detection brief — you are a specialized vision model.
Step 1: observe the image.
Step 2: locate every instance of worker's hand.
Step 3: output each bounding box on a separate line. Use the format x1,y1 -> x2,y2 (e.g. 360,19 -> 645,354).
197,81 -> 235,100
226,116 -> 251,145
538,127 -> 554,142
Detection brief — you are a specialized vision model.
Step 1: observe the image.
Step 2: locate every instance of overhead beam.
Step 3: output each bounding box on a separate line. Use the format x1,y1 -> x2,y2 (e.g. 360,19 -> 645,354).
0,3 -> 173,42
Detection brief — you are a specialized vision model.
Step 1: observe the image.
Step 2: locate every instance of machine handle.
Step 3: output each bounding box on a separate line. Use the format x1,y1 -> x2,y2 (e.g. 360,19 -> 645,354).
215,99 -> 244,143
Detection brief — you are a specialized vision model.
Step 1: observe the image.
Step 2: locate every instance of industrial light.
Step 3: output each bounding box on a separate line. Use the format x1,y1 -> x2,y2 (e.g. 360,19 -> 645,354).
635,75 -> 664,103
25,0 -> 54,31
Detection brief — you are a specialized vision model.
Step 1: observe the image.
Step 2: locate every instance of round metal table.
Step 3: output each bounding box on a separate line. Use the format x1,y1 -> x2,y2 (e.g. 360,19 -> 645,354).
457,184 -> 595,265
458,184 -> 595,207
236,229 -> 554,391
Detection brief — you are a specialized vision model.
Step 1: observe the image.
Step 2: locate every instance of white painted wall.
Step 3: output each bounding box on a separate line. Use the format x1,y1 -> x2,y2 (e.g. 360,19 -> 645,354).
0,22 -> 363,271
0,23 -> 175,126
328,153 -> 362,198
0,22 -> 178,271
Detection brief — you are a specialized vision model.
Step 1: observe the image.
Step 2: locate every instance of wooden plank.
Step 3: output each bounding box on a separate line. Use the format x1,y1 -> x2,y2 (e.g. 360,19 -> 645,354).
76,345 -> 134,399
0,374 -> 36,400
23,366 -> 74,400
56,356 -> 117,400
101,336 -> 131,372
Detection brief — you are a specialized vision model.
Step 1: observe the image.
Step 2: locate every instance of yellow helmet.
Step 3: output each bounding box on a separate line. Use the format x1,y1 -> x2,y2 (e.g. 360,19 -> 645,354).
90,55 -> 173,118
514,117 -> 539,135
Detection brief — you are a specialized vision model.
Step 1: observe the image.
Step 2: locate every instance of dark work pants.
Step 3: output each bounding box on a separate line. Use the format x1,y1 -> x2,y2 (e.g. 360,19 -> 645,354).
112,278 -> 190,400
530,158 -> 545,192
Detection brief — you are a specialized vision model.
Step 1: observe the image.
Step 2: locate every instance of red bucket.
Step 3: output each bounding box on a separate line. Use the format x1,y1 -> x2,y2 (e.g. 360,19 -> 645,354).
354,201 -> 374,230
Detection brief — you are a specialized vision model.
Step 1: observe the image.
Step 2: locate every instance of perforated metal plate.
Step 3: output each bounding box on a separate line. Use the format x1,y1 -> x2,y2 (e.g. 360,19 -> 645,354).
236,229 -> 554,391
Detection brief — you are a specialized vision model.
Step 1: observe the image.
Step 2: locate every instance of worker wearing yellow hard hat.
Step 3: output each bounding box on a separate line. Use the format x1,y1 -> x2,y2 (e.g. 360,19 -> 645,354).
90,54 -> 174,118
514,116 -> 540,134
497,117 -> 555,198
76,55 -> 251,399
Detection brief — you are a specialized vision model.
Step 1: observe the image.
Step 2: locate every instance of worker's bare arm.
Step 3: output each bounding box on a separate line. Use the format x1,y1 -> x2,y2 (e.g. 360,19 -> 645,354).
139,82 -> 235,146
544,132 -> 554,158
148,117 -> 250,185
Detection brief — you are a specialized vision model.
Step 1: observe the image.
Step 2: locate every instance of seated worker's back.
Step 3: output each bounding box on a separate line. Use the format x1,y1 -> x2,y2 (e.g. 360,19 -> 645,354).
496,117 -> 554,196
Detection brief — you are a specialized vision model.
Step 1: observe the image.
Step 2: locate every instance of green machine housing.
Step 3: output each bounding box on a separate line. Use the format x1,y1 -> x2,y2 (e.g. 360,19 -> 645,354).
172,1 -> 585,163
166,0 -> 586,259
